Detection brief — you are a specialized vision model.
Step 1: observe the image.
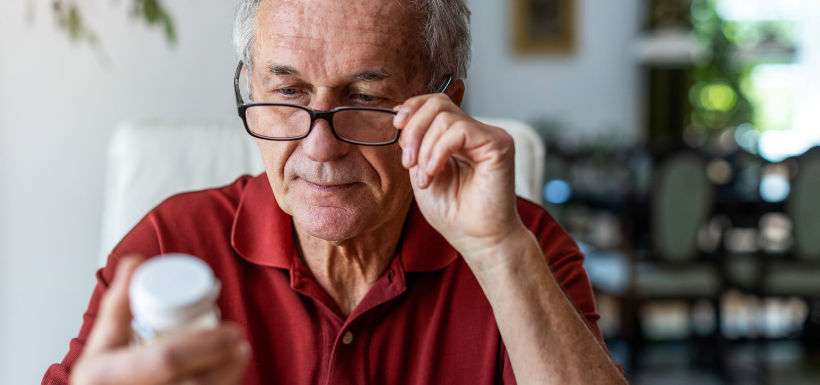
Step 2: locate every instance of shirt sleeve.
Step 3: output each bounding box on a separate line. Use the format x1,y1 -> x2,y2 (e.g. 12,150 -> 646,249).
42,177 -> 248,385
41,215 -> 163,385
499,199 -> 622,384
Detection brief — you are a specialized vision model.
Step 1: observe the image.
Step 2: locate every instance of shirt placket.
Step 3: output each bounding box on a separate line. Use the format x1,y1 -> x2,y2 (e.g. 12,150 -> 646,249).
290,255 -> 408,385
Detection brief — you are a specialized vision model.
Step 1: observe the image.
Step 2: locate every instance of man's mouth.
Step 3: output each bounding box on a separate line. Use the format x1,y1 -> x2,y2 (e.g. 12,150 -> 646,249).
301,179 -> 356,192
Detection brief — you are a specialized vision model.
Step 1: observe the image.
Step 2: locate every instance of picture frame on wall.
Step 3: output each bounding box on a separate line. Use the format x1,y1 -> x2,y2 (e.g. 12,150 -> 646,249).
512,0 -> 576,54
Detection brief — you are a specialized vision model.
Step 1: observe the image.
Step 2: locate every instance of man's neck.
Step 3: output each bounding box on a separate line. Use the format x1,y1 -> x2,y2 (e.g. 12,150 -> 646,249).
293,200 -> 412,318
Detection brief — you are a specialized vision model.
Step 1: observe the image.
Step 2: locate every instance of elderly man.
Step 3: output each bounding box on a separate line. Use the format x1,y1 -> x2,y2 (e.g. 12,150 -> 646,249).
44,0 -> 625,384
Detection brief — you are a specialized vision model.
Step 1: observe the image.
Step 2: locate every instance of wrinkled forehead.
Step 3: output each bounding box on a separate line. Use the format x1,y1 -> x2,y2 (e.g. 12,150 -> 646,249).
254,0 -> 424,82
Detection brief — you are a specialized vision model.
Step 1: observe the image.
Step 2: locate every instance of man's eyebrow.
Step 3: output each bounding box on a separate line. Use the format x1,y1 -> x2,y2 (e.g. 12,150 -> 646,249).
267,63 -> 299,76
265,64 -> 394,81
352,68 -> 396,82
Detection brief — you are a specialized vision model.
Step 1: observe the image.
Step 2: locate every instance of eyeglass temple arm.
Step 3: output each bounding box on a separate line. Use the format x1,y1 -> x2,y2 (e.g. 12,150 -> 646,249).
234,61 -> 246,107
437,75 -> 453,94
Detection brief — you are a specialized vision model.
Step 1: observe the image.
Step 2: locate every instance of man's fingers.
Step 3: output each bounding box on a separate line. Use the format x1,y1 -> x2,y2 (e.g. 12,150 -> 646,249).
395,94 -> 459,168
183,340 -> 251,385
415,123 -> 514,190
424,125 -> 469,179
85,255 -> 143,354
81,324 -> 247,385
141,324 -> 246,383
396,95 -> 442,168
74,257 -> 251,385
393,93 -> 435,129
416,112 -> 459,178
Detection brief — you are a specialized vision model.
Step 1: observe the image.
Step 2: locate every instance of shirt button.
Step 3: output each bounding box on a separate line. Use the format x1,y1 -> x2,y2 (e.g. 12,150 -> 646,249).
342,331 -> 354,345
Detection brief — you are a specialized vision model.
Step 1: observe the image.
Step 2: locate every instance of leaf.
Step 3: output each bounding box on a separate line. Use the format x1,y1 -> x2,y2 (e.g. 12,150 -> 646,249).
67,6 -> 81,39
162,13 -> 177,44
135,0 -> 177,45
51,0 -> 98,46
49,0 -> 177,48
143,0 -> 161,23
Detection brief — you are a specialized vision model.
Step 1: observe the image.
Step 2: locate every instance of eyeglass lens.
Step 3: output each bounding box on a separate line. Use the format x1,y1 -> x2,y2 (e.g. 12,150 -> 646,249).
245,106 -> 398,144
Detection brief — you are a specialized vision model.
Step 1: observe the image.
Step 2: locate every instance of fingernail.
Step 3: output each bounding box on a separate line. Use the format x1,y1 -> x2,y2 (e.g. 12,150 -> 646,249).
416,171 -> 427,186
236,341 -> 251,358
426,156 -> 436,173
395,108 -> 409,123
226,327 -> 242,343
402,148 -> 411,167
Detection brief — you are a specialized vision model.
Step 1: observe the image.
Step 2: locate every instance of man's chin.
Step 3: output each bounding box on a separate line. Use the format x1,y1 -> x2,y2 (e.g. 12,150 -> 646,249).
293,206 -> 366,243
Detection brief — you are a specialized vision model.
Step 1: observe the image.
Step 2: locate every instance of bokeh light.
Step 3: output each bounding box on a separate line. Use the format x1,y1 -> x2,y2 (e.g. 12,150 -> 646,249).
735,123 -> 760,154
760,173 -> 791,202
706,159 -> 733,184
700,83 -> 737,111
544,180 -> 572,204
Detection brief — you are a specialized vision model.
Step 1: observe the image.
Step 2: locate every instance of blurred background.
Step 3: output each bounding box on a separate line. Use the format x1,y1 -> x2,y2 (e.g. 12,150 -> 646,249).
1,0 -> 819,384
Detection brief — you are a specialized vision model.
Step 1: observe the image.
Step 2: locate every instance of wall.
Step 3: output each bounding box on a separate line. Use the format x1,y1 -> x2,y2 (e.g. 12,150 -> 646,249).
0,0 -> 641,383
466,0 -> 643,143
0,1 -> 239,383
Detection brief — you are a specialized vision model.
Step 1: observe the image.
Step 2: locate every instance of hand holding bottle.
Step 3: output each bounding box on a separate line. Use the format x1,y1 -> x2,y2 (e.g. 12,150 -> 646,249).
70,256 -> 250,385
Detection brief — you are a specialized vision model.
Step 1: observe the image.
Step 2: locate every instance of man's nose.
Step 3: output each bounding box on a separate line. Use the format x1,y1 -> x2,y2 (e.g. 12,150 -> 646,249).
301,117 -> 350,163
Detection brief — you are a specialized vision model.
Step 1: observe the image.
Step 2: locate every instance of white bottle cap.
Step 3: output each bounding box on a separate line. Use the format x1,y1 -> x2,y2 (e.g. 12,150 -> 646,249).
129,254 -> 221,331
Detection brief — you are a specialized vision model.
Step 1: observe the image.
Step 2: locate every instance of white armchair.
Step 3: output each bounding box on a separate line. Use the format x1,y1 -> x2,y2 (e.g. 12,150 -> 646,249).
98,117 -> 544,266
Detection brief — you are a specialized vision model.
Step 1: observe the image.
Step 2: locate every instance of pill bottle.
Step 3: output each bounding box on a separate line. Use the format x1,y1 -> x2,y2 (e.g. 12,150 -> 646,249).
129,253 -> 221,345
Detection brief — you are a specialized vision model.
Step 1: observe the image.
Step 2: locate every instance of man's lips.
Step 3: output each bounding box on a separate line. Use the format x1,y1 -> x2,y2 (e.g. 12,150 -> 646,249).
301,179 -> 356,192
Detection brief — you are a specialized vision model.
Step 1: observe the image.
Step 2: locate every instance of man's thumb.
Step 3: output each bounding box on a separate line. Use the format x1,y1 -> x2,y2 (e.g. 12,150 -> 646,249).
85,255 -> 143,354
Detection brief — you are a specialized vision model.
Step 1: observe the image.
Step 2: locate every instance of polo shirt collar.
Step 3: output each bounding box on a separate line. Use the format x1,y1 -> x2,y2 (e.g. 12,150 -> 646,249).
231,174 -> 458,272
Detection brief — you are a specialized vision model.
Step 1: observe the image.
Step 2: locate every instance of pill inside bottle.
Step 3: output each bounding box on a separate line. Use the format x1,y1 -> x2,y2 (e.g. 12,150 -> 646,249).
129,253 -> 221,345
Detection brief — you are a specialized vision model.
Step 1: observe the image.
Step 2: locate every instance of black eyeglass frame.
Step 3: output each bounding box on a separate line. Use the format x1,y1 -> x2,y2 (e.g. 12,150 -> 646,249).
233,61 -> 452,146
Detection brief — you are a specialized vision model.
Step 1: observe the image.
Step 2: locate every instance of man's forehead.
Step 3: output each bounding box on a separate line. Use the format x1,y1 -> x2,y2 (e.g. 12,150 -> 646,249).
253,0 -> 427,92
256,0 -> 416,48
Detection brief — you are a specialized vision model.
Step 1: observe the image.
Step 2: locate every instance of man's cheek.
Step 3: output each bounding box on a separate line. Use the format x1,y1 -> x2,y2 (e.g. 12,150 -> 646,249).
261,142 -> 295,179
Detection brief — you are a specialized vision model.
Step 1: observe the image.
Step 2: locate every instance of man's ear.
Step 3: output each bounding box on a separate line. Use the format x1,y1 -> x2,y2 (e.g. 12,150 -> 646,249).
446,79 -> 466,108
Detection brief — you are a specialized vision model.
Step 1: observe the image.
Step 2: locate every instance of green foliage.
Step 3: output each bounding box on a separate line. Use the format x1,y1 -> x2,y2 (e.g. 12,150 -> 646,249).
688,0 -> 753,133
132,0 -> 176,45
52,0 -> 99,46
688,0 -> 797,135
50,0 -> 176,46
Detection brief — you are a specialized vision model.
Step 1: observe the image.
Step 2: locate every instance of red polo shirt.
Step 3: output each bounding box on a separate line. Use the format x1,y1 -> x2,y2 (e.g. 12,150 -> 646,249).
43,173 -> 607,385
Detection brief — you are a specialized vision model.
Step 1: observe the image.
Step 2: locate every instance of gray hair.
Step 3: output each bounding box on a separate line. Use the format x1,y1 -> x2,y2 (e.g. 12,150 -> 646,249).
232,0 -> 471,93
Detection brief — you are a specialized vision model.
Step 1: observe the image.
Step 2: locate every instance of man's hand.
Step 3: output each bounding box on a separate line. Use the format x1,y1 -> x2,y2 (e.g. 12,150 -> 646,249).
394,94 -> 626,385
394,94 -> 526,271
71,256 -> 251,385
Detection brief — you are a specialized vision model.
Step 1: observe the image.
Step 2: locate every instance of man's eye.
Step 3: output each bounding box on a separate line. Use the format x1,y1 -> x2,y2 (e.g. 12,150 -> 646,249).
280,88 -> 297,95
356,94 -> 376,102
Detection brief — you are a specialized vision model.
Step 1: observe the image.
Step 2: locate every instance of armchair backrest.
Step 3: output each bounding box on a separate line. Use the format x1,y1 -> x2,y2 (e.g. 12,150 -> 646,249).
98,117 -> 544,266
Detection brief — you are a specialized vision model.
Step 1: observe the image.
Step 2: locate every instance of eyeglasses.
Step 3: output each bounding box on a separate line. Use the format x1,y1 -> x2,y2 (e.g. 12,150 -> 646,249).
233,61 -> 452,146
